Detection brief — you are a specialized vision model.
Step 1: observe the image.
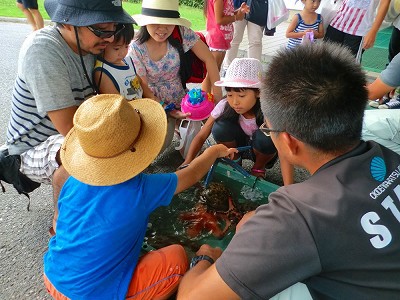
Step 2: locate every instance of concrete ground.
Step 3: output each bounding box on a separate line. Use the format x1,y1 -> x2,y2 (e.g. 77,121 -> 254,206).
0,15 -> 378,298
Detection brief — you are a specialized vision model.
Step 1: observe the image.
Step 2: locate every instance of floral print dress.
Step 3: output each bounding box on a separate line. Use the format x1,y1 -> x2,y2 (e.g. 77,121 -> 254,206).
128,26 -> 199,107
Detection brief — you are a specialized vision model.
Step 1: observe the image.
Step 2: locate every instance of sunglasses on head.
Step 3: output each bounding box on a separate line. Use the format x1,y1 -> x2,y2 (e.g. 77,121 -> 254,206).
86,24 -> 125,39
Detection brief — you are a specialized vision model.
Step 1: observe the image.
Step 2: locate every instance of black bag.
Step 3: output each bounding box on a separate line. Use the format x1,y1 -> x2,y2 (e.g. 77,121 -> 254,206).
245,0 -> 269,27
0,147 -> 41,210
170,26 -> 208,86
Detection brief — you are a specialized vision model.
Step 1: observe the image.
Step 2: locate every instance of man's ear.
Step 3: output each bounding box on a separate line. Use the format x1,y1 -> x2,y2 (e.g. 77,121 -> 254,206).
280,132 -> 300,157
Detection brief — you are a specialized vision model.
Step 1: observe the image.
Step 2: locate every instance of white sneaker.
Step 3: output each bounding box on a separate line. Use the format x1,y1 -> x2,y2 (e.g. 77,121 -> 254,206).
378,99 -> 400,109
370,95 -> 390,108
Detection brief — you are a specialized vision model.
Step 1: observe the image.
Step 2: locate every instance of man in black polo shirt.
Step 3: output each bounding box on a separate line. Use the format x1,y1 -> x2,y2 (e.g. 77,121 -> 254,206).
177,42 -> 400,300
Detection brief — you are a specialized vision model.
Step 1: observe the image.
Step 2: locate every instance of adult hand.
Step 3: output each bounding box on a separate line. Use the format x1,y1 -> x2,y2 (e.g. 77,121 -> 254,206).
195,244 -> 223,262
169,109 -> 191,119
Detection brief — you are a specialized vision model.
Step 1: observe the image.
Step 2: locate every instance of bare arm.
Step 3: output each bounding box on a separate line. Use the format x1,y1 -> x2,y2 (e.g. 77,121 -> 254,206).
94,70 -> 120,95
235,210 -> 255,232
139,75 -> 190,119
286,15 -> 305,39
367,77 -> 394,100
48,106 -> 78,136
192,39 -> 223,101
214,0 -> 235,25
180,117 -> 215,166
174,144 -> 237,194
214,0 -> 248,25
313,21 -> 325,39
363,0 -> 390,49
177,244 -> 240,300
138,75 -> 158,100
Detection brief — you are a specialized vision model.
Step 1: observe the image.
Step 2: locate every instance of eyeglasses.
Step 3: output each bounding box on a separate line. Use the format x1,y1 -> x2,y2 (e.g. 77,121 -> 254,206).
259,122 -> 284,137
86,24 -> 125,39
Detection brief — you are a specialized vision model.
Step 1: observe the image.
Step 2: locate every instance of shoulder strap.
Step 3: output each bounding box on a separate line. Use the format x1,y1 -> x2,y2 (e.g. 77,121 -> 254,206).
168,25 -> 187,89
296,13 -> 303,25
128,56 -> 137,75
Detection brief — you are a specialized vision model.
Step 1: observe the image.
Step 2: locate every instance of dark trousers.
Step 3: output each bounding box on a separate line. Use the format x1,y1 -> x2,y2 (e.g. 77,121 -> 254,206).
324,25 -> 363,58
211,119 -> 276,155
388,26 -> 400,62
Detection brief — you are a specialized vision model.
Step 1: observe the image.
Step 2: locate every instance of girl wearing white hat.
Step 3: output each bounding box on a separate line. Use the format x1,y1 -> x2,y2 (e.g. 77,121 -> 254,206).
179,58 -> 286,180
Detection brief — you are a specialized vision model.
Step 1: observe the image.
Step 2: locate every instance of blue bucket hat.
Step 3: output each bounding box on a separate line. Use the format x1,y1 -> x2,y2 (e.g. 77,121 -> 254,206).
44,0 -> 135,26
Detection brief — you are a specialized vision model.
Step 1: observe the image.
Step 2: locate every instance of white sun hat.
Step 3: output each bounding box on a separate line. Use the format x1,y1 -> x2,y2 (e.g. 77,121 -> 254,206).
215,58 -> 263,89
132,0 -> 191,28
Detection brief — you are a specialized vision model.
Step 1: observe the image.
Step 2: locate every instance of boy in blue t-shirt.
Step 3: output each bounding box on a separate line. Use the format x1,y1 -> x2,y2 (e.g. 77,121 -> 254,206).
43,94 -> 236,300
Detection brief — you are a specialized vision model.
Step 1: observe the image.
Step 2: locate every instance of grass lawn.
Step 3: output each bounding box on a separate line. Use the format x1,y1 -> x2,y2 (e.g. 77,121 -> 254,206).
0,0 -> 206,31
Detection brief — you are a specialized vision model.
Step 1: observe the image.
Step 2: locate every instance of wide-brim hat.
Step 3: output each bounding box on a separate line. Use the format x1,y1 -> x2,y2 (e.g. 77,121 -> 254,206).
215,58 -> 263,89
132,0 -> 191,28
61,95 -> 167,186
45,0 -> 135,27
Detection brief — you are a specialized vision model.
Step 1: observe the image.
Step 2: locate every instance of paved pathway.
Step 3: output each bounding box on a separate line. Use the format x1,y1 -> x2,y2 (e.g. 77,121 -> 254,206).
236,19 -> 289,64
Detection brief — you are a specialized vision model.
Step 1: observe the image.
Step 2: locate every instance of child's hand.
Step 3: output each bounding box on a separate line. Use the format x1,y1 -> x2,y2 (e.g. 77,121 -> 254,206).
363,30 -> 377,49
240,3 -> 250,14
235,3 -> 249,21
169,109 -> 191,119
207,144 -> 238,159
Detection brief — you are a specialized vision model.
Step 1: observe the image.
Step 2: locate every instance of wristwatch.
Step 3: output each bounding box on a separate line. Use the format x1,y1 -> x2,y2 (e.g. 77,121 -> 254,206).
190,255 -> 215,269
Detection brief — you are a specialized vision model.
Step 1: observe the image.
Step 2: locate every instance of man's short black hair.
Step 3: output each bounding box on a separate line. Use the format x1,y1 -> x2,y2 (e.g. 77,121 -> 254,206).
261,42 -> 367,153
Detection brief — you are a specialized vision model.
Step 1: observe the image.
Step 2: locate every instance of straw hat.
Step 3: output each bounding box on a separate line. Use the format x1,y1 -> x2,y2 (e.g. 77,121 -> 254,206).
60,95 -> 167,186
215,58 -> 263,89
44,0 -> 134,27
132,0 -> 191,28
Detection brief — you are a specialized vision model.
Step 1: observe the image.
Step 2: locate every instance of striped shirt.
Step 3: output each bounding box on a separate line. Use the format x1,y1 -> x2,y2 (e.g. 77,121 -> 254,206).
287,14 -> 322,49
6,26 -> 95,155
330,0 -> 379,36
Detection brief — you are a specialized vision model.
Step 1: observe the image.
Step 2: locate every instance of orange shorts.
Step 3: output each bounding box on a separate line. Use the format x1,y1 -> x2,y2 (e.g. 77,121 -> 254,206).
44,244 -> 188,300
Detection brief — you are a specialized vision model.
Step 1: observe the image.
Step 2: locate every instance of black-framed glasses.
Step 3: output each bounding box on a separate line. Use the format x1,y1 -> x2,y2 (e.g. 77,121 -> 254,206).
259,122 -> 284,137
87,24 -> 125,39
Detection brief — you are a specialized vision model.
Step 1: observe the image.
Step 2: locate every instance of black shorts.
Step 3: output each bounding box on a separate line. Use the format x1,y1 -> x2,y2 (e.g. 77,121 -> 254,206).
16,0 -> 39,10
211,118 -> 277,155
324,25 -> 363,58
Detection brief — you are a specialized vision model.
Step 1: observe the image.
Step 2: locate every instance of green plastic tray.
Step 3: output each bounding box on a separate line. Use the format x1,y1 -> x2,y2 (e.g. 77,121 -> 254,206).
143,163 -> 280,253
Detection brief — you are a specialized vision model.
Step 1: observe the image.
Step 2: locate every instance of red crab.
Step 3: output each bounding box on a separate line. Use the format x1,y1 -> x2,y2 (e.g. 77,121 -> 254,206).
180,183 -> 243,239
